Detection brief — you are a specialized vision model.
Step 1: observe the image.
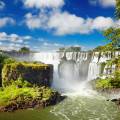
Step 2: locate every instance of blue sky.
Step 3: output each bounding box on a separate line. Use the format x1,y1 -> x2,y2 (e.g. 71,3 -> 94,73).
0,0 -> 116,51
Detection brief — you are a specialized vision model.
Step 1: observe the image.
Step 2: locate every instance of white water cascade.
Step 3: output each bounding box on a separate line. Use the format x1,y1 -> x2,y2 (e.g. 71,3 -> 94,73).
30,52 -> 117,95
11,51 -> 120,95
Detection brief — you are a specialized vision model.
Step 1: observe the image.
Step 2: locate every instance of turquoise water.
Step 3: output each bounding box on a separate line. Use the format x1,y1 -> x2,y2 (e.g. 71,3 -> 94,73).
0,96 -> 120,120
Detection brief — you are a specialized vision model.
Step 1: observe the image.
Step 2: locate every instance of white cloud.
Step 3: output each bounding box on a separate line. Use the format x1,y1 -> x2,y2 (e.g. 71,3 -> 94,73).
25,11 -> 114,35
39,42 -> 64,52
48,12 -> 114,35
89,0 -> 116,7
0,1 -> 5,10
48,12 -> 87,35
23,0 -> 115,36
24,0 -> 64,9
0,32 -> 31,43
0,43 -> 29,51
92,16 -> 114,30
25,12 -> 49,29
99,0 -> 115,7
0,17 -> 15,28
0,32 -> 31,51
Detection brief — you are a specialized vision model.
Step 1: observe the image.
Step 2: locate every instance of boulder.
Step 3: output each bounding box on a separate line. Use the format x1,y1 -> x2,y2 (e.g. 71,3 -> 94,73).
2,62 -> 53,87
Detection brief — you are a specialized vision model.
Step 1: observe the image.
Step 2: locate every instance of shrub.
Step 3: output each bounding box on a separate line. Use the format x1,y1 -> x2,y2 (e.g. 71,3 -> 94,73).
95,71 -> 120,88
96,78 -> 112,89
3,58 -> 16,64
12,77 -> 33,88
0,81 -> 56,106
0,53 -> 9,64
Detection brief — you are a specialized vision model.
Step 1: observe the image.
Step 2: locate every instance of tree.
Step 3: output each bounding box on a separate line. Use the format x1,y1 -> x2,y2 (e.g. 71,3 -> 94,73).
19,47 -> 30,53
66,47 -> 81,52
103,0 -> 120,51
116,0 -> 120,19
59,46 -> 81,52
59,47 -> 65,52
103,28 -> 120,51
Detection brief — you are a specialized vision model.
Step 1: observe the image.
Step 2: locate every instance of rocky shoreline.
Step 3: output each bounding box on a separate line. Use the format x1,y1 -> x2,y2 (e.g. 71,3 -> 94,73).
96,88 -> 120,107
0,92 -> 65,112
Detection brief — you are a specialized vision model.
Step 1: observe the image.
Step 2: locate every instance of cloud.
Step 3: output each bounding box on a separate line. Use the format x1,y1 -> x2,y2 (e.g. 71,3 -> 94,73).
48,12 -> 114,35
89,0 -> 116,7
0,43 -> 30,51
25,11 -> 114,35
23,0 -> 64,9
92,16 -> 114,30
48,12 -> 89,35
99,0 -> 115,7
0,32 -> 31,43
25,12 -> 49,29
23,0 -> 115,36
0,1 -> 5,10
0,17 -> 15,28
0,32 -> 32,51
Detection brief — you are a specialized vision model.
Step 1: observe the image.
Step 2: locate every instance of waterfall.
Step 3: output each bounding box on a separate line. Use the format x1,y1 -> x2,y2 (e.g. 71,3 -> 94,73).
31,52 -> 99,93
10,51 -> 120,94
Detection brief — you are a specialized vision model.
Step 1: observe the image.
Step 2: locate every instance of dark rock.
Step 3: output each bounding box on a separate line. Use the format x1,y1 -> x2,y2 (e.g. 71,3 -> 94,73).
2,62 -> 53,87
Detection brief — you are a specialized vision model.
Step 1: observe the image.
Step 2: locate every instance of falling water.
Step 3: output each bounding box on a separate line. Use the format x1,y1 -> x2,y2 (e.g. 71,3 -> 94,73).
32,52 -> 93,93
9,51 -> 120,95
5,51 -> 120,120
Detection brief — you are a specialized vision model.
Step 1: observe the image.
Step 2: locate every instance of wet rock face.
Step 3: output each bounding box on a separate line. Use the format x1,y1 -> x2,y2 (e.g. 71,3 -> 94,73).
111,98 -> 120,106
2,62 -> 53,87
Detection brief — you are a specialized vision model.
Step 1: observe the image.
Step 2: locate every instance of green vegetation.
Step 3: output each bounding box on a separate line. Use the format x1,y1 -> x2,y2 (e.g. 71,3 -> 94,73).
19,47 -> 30,54
95,57 -> 120,89
0,54 -> 16,86
93,46 -> 105,52
102,0 -> 120,52
59,46 -> 81,52
0,53 -> 57,111
95,78 -> 112,89
100,62 -> 106,74
116,0 -> 120,19
94,1 -> 120,89
96,73 -> 120,89
0,79 -> 56,106
2,62 -> 49,87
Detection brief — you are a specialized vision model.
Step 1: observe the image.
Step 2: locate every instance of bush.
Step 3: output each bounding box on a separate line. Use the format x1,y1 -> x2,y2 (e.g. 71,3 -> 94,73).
95,71 -> 120,88
0,53 -> 9,64
12,77 -> 33,88
3,58 -> 16,64
95,78 -> 112,89
0,80 -> 56,106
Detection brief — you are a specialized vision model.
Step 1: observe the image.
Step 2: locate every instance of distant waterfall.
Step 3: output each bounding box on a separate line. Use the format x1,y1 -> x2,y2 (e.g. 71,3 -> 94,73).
10,51 -> 120,93
31,52 -> 98,91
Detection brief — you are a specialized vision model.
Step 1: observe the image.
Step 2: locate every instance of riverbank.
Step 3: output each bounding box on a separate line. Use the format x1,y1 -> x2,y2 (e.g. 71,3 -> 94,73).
0,82 -> 63,112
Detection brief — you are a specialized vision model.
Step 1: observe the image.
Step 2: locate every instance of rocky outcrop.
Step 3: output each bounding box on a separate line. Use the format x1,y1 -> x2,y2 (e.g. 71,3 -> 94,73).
0,64 -> 2,87
0,92 -> 65,112
2,62 -> 53,87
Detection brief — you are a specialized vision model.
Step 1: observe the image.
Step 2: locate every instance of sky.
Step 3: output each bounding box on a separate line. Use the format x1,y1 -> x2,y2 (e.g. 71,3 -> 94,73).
0,0 -> 117,51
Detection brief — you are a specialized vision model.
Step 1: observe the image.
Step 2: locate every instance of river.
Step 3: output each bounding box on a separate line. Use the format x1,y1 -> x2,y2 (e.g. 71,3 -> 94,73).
1,52 -> 120,120
0,96 -> 120,120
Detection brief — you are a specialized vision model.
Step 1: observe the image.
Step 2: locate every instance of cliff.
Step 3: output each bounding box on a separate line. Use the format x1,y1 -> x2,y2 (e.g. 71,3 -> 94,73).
2,62 -> 53,87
